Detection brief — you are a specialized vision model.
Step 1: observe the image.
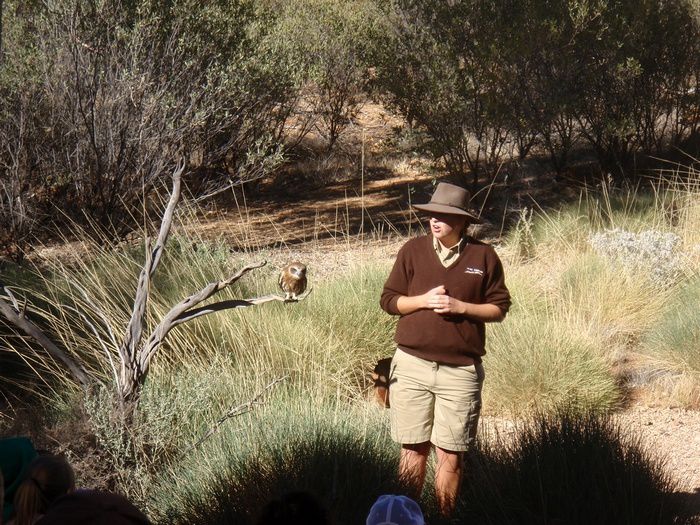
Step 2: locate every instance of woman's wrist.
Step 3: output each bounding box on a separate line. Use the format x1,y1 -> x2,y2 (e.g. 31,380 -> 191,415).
454,299 -> 465,316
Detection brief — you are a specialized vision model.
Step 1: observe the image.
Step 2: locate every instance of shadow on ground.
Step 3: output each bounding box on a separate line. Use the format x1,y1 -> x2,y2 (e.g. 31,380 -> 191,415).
202,152 -> 601,251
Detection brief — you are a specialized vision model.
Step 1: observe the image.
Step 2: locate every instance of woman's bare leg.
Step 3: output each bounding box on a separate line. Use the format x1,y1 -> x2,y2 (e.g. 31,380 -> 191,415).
399,441 -> 431,498
435,446 -> 462,515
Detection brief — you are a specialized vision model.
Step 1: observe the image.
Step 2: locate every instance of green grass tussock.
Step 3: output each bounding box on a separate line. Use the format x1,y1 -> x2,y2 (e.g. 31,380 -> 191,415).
150,395 -> 401,525
556,253 -> 669,344
496,178 -> 700,411
642,276 -> 700,373
504,190 -> 663,263
458,408 -> 685,525
156,261 -> 395,401
486,307 -> 620,415
639,276 -> 700,406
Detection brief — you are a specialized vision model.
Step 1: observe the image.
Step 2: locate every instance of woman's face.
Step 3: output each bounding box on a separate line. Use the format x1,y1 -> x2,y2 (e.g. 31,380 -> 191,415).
429,213 -> 468,245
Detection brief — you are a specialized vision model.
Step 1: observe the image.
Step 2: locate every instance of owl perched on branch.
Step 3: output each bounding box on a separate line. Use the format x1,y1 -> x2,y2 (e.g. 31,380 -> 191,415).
278,262 -> 307,301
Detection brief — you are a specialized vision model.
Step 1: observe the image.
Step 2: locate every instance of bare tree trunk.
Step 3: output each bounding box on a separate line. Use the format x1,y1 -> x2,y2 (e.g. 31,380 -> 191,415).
116,162 -> 185,411
0,287 -> 90,388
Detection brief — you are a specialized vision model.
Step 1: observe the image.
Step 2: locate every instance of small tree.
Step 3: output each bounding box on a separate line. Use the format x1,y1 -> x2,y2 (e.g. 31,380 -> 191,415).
570,0 -> 700,178
377,1 -> 510,189
271,0 -> 385,151
0,0 -> 294,250
0,166 -> 308,424
493,0 -> 589,173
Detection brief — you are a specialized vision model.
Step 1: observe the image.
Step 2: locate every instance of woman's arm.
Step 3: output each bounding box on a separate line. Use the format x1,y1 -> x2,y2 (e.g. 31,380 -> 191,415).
395,285 -> 446,315
429,293 -> 505,322
396,286 -> 504,322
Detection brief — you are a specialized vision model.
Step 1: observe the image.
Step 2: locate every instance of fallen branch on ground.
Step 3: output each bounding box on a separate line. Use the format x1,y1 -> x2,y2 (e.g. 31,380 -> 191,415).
190,375 -> 289,451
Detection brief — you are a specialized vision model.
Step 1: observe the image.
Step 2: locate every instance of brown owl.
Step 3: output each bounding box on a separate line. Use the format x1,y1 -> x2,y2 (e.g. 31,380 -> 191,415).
278,262 -> 307,300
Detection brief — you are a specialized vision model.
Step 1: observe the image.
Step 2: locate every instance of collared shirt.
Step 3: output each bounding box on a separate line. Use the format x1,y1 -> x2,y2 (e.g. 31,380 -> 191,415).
433,235 -> 466,268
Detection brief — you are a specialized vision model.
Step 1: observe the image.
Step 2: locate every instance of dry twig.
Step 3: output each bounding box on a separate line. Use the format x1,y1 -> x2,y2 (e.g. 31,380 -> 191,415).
190,375 -> 289,451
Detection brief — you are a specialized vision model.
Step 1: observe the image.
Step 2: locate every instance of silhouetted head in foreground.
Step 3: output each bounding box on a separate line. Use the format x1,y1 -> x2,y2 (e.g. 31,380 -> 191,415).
35,489 -> 150,525
255,491 -> 330,525
12,455 -> 75,525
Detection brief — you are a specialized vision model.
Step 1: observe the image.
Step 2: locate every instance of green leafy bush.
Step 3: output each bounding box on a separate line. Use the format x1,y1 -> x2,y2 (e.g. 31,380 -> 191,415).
376,0 -> 700,183
0,0 -> 294,245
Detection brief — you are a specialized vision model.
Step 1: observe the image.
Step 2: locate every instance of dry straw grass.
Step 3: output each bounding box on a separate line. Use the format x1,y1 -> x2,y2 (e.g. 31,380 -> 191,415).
2,165 -> 700,520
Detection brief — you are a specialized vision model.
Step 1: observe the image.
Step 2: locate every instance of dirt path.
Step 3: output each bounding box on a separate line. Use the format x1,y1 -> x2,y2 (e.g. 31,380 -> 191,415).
616,407 -> 700,493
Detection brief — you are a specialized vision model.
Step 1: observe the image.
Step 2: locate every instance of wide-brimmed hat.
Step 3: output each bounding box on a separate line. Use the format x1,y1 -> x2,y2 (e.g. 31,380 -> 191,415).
413,182 -> 482,223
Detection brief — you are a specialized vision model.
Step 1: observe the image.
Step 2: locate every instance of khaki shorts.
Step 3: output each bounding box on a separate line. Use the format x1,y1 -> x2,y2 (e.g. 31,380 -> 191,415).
389,348 -> 484,451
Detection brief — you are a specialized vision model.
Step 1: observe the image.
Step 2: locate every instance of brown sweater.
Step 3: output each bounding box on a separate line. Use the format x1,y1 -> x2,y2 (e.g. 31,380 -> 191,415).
380,235 -> 511,365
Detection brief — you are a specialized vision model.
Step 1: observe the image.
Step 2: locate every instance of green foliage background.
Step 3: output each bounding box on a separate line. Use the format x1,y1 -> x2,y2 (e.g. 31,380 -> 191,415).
2,1 -> 700,522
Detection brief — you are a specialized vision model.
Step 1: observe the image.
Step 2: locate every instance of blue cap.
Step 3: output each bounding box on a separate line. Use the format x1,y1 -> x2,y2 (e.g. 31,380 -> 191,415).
366,495 -> 425,525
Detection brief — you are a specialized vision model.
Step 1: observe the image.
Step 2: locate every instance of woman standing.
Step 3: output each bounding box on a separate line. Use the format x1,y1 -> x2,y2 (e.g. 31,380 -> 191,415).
380,182 -> 510,515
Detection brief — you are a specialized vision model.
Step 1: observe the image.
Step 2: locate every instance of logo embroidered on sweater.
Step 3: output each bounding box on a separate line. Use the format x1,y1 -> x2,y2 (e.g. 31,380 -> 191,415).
465,267 -> 484,276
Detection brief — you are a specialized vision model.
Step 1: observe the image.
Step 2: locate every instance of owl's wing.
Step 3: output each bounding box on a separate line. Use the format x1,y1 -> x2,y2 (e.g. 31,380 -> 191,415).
277,271 -> 285,290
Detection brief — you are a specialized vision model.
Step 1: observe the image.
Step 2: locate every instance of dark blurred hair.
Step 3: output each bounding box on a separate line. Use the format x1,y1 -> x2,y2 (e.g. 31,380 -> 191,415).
255,491 -> 330,525
12,456 -> 75,525
35,489 -> 151,525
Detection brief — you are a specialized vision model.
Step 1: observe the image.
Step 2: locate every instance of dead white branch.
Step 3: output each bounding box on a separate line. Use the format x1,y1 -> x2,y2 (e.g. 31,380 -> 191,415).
169,288 -> 313,326
190,375 -> 289,451
119,160 -> 184,371
134,261 -> 266,385
0,287 -> 90,388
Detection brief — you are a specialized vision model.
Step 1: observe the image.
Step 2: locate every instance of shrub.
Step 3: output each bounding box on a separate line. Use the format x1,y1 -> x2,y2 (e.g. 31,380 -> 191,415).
486,307 -> 621,416
270,0 -> 385,151
560,0 -> 699,177
457,408 -> 683,525
589,229 -> 685,287
376,1 -> 510,187
149,396 -> 403,525
0,0 -> 293,247
640,276 -> 700,406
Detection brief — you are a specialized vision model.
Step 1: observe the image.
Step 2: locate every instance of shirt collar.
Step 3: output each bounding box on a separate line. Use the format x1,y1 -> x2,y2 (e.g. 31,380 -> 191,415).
433,235 -> 466,266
